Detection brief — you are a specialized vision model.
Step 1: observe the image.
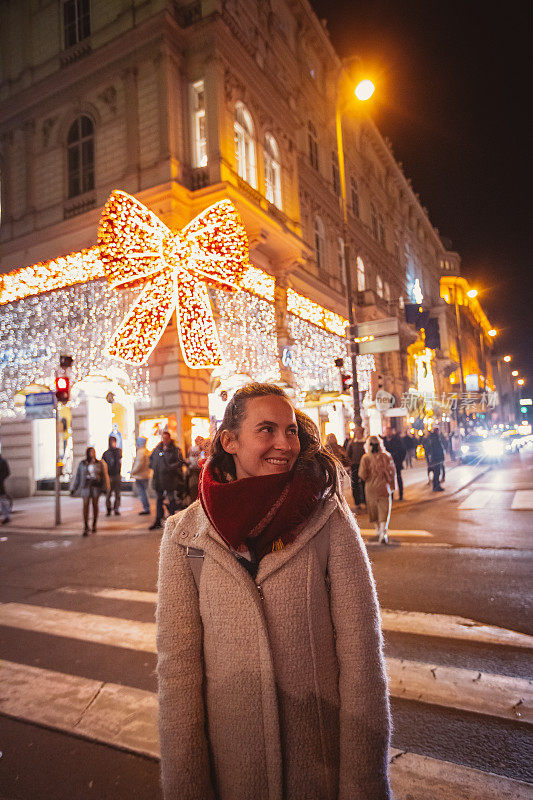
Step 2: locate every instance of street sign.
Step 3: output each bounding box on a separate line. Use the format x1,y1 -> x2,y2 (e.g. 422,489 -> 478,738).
24,391 -> 56,419
355,317 -> 399,339
520,399 -> 532,406
358,334 -> 400,355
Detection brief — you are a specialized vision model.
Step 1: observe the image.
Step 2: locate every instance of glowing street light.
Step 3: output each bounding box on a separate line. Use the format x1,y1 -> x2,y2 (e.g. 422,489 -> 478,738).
355,79 -> 375,101
467,288 -> 478,299
488,329 -> 497,337
512,370 -> 519,377
518,378 -> 525,386
503,355 -> 512,362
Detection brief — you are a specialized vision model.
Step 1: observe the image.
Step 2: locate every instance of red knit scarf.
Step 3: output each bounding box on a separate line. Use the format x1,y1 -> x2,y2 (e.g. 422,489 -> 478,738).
199,461 -> 325,561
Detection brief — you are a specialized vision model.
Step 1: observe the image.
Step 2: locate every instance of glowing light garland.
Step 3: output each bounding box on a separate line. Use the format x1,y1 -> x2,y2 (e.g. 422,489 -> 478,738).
287,289 -> 347,337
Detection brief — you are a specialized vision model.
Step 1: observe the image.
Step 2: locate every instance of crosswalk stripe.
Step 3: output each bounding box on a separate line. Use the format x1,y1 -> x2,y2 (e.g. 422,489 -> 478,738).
381,609 -> 533,650
387,658 -> 532,724
458,490 -> 493,510
511,490 -> 533,510
2,602 -> 531,723
1,660 -> 529,799
360,529 -> 433,539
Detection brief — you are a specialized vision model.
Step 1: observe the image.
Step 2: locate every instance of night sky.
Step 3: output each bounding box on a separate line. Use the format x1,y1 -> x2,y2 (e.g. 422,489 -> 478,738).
310,0 -> 531,382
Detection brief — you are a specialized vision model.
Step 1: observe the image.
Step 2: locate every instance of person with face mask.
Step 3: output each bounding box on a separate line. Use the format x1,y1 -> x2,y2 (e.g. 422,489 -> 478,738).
358,435 -> 396,544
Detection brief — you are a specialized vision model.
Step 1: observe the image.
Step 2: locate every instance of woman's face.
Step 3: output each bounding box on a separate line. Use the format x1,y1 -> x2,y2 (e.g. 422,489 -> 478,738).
87,448 -> 96,462
221,395 -> 300,480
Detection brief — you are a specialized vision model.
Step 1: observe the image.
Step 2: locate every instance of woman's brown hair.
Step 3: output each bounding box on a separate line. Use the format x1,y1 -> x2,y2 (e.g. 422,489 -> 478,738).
209,382 -> 342,498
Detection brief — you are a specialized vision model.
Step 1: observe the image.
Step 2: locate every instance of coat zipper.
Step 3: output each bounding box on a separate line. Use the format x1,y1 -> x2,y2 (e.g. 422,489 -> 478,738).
256,583 -> 264,601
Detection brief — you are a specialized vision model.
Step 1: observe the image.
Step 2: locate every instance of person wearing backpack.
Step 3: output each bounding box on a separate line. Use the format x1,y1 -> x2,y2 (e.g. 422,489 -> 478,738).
156,382 -> 391,800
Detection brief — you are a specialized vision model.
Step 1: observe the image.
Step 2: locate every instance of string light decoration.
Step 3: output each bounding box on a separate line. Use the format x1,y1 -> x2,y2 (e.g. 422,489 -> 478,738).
287,288 -> 347,337
97,191 -> 250,368
0,279 -> 150,417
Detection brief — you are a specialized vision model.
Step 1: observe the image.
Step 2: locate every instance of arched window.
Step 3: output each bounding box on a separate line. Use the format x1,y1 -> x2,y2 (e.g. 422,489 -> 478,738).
337,236 -> 345,279
308,121 -> 318,170
314,216 -> 326,270
356,256 -> 365,292
264,133 -> 282,208
67,115 -> 94,198
234,103 -> 257,188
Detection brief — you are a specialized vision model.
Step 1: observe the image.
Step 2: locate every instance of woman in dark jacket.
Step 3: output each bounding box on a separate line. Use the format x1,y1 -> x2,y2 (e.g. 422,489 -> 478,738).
70,447 -> 110,535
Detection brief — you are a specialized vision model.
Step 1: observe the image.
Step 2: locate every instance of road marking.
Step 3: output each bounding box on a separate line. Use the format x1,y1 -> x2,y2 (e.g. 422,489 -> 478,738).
458,490 -> 493,510
2,603 -> 531,723
1,660 -> 529,798
0,602 -> 157,653
511,490 -> 533,510
387,657 -> 532,724
0,660 -> 159,758
360,529 -> 433,539
381,610 -> 533,649
389,748 -> 532,800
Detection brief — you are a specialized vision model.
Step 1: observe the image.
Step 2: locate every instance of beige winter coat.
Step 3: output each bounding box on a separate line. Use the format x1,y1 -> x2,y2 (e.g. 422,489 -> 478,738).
156,495 -> 391,800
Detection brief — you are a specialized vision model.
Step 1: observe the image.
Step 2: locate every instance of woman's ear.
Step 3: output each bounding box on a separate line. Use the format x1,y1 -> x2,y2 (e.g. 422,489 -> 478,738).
220,430 -> 237,454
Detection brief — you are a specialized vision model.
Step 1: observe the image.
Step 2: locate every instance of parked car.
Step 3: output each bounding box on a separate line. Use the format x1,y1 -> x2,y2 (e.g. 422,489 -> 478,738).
460,434 -> 504,463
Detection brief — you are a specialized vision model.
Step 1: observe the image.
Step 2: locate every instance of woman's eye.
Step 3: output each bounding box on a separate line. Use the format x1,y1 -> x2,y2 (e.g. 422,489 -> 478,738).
259,426 -> 273,433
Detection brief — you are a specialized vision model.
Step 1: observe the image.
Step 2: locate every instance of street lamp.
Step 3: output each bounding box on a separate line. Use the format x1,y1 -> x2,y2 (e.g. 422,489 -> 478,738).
518,378 -> 525,386
512,370 -> 519,377
488,329 -> 497,337
467,288 -> 478,299
335,64 -> 375,426
503,355 -> 512,362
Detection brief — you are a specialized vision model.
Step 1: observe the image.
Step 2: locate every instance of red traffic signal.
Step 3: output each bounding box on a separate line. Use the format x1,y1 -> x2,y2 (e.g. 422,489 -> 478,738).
341,373 -> 352,393
55,375 -> 70,403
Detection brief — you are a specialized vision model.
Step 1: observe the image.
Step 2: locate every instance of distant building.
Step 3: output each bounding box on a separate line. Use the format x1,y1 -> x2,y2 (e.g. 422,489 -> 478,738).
0,0 -> 498,495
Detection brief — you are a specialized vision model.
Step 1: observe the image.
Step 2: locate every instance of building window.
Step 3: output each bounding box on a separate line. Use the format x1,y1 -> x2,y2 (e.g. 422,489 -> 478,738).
384,281 -> 391,302
308,121 -> 319,170
376,274 -> 383,298
62,0 -> 90,49
399,295 -> 405,310
67,115 -> 94,198
351,178 -> 359,217
337,236 -> 345,280
356,256 -> 365,292
190,80 -> 207,168
314,216 -> 326,270
264,133 -> 282,209
234,103 -> 256,188
332,151 -> 340,196
371,203 -> 379,240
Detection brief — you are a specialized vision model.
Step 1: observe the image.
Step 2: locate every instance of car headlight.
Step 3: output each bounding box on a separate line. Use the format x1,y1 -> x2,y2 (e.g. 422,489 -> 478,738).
461,444 -> 470,454
482,439 -> 504,457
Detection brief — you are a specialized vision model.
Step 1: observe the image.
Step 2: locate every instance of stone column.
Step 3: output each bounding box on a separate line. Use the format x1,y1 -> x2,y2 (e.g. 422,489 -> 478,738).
274,271 -> 296,386
0,130 -> 14,238
204,56 -> 224,185
121,66 -> 140,190
23,119 -> 35,219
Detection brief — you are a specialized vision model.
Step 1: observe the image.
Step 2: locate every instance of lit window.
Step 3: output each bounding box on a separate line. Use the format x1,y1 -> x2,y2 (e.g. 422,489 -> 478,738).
399,295 -> 405,309
264,133 -> 282,209
337,237 -> 345,279
384,281 -> 390,302
371,203 -> 379,239
356,256 -> 365,292
234,103 -> 257,188
67,115 -> 94,198
314,216 -> 326,270
332,151 -> 340,196
351,178 -> 359,217
190,81 -> 207,168
62,0 -> 90,49
376,275 -> 383,298
308,121 -> 319,170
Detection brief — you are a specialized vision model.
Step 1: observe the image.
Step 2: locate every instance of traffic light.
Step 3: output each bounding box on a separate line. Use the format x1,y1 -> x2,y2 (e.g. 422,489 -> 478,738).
341,373 -> 352,393
55,375 -> 70,403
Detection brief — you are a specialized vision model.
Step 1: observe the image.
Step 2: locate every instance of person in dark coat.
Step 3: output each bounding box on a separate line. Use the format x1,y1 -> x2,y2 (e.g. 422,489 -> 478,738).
149,431 -> 185,529
0,454 -> 11,524
70,447 -> 110,535
401,432 -> 416,467
426,428 -> 445,492
346,425 -> 367,509
384,428 -> 407,501
102,435 -> 122,516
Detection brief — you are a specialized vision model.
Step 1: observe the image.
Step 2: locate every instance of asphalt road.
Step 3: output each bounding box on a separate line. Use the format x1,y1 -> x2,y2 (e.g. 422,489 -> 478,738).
0,449 -> 531,799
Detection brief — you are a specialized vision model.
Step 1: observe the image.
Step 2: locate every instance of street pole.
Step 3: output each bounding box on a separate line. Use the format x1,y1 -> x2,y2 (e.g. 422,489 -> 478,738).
335,94 -> 362,427
453,285 -> 465,395
54,401 -> 61,525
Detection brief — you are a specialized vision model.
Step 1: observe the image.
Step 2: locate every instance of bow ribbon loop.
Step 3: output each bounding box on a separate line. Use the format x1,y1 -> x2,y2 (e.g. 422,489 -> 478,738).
97,191 -> 249,367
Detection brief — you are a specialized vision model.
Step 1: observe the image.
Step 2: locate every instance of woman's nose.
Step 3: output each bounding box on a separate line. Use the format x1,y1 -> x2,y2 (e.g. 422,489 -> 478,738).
274,431 -> 293,450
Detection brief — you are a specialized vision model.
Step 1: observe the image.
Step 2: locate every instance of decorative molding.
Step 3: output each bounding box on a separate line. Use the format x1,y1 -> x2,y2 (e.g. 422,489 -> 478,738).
97,86 -> 118,114
41,117 -> 58,148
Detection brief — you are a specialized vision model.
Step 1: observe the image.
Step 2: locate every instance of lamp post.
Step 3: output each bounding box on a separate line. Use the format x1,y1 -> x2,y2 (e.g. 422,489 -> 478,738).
335,73 -> 374,427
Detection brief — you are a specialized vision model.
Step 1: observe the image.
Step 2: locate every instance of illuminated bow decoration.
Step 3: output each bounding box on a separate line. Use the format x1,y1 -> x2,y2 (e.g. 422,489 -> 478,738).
97,191 -> 250,368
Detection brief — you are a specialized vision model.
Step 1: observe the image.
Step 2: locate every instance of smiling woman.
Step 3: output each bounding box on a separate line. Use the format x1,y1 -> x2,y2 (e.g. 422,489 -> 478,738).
156,381 -> 393,800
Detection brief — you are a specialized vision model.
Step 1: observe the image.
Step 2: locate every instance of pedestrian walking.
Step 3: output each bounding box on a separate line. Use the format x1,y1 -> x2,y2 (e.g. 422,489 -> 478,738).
70,447 -> 110,535
0,452 -> 11,524
358,435 -> 396,544
384,427 -> 407,501
426,428 -> 446,492
149,431 -> 185,529
131,436 -> 151,515
102,435 -> 122,516
402,431 -> 416,467
346,425 -> 367,509
156,382 -> 391,800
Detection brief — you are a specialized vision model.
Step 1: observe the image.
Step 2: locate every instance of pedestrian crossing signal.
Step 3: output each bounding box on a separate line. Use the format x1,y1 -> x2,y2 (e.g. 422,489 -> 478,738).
55,375 -> 70,403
